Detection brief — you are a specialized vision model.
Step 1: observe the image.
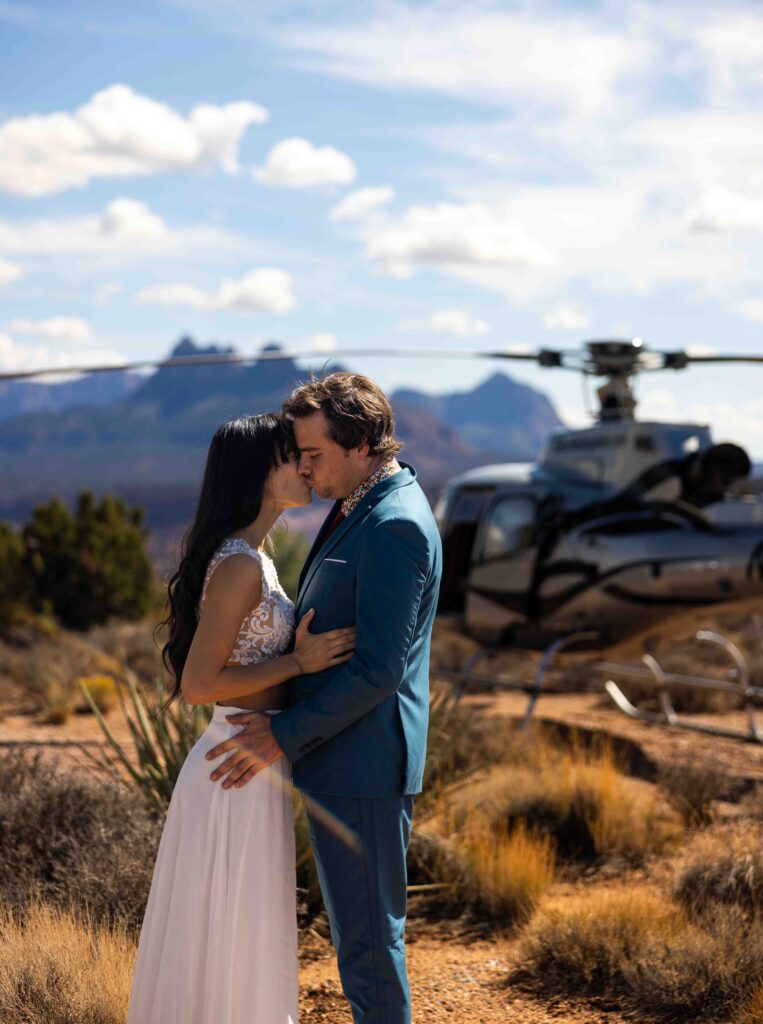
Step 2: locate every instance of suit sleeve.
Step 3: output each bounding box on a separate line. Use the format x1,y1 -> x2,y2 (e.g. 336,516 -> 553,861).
271,516 -> 430,762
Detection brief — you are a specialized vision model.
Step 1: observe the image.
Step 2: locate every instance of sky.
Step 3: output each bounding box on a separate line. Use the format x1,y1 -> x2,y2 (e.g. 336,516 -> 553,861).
2,0 -> 763,453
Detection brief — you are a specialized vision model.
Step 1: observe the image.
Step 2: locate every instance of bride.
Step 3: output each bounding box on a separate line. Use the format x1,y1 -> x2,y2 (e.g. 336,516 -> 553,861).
127,413 -> 355,1024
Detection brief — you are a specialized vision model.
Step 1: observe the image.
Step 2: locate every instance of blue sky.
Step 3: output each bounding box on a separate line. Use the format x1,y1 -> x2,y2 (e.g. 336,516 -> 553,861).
2,0 -> 763,453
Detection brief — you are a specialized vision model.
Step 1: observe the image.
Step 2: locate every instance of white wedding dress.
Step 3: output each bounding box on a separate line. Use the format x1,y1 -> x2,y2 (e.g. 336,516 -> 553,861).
127,538 -> 299,1024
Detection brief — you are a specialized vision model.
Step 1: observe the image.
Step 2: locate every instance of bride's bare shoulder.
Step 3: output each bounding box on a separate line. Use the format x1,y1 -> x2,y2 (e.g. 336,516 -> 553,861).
203,550 -> 263,608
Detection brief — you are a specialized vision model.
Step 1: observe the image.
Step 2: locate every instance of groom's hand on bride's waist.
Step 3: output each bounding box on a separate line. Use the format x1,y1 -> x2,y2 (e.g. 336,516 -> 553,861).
205,712 -> 285,789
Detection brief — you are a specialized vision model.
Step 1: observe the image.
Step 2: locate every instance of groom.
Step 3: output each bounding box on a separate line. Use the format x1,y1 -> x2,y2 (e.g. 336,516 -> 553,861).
210,371 -> 442,1024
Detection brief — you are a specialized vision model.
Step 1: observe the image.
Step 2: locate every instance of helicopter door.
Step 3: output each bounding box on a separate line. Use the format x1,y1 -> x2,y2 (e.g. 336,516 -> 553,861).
467,494 -> 538,633
438,486 -> 496,612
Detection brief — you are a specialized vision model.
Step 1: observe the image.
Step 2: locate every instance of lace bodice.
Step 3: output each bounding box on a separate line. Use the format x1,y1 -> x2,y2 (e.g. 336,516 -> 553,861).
199,538 -> 295,665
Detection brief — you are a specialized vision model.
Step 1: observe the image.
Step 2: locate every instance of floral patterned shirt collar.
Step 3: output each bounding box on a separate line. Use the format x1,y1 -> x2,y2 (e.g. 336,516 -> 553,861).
340,458 -> 402,518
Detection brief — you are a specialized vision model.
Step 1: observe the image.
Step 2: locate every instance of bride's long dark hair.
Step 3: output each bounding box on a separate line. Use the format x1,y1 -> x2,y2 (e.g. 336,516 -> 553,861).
158,413 -> 291,701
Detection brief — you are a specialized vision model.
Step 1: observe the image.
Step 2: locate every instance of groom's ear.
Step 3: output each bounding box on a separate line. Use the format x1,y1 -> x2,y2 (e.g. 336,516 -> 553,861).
356,437 -> 370,459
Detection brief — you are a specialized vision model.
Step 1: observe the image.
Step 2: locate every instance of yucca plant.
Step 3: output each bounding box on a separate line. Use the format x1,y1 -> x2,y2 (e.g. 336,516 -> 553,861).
79,669 -> 212,809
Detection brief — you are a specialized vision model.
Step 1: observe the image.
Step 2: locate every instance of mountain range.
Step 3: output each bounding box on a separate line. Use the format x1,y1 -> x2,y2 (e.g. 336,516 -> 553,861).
0,337 -> 562,536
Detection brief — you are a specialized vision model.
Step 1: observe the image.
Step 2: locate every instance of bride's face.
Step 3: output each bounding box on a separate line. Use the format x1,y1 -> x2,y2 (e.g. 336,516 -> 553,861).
267,451 -> 313,509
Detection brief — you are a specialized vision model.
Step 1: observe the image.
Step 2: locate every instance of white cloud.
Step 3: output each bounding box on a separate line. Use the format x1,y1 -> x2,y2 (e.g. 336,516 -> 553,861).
5,316 -> 92,343
366,200 -> 554,280
0,198 -> 243,259
685,187 -> 763,234
358,179 -> 755,301
397,308 -> 490,338
638,386 -> 763,450
254,137 -> 356,188
330,185 -> 394,221
559,403 -> 592,429
302,332 -> 338,352
280,7 -> 647,118
136,267 -> 296,313
0,258 -> 23,285
0,331 -> 124,377
734,300 -> 763,324
688,13 -> 763,104
543,305 -> 592,331
94,281 -> 123,305
0,84 -> 268,196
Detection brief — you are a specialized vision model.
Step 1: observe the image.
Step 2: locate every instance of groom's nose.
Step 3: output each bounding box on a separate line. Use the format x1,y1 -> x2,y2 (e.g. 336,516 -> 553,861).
297,453 -> 312,477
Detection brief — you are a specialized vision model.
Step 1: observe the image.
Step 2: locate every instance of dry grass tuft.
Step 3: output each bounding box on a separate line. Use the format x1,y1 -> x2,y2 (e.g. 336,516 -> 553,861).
735,983 -> 763,1024
454,735 -> 680,865
517,887 -> 763,1021
77,673 -> 119,713
0,619 -> 125,710
0,902 -> 135,1024
658,757 -> 728,827
517,886 -> 682,992
42,679 -> 76,724
458,817 -> 555,925
674,826 -> 763,919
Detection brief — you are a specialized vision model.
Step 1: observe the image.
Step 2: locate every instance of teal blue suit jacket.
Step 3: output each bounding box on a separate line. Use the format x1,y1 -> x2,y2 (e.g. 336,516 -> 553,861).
270,463 -> 442,797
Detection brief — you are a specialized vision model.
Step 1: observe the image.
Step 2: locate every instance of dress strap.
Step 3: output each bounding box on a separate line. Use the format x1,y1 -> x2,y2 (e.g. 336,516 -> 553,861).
200,539 -> 266,605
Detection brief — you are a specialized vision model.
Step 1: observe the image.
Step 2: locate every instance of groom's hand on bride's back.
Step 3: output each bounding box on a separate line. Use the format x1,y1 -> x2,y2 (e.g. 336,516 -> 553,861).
292,608 -> 355,674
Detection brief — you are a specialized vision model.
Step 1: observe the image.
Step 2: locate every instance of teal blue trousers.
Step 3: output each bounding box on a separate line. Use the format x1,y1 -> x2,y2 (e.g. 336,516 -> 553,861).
303,794 -> 414,1024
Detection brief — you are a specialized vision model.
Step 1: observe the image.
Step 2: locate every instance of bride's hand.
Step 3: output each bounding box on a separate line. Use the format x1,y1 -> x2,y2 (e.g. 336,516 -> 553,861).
293,609 -> 356,673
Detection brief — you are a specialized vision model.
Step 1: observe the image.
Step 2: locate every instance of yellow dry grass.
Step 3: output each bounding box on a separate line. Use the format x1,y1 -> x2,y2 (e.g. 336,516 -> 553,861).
736,984 -> 763,1024
460,817 -> 556,923
0,902 -> 135,1024
77,673 -> 120,713
447,732 -> 681,863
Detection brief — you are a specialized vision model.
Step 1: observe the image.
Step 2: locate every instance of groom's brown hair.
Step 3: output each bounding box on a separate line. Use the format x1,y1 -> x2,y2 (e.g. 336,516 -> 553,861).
282,372 -> 403,457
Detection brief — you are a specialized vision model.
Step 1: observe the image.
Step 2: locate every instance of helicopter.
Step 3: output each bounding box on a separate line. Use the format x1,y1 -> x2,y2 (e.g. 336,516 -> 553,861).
433,338 -> 763,648
4,334 -> 763,651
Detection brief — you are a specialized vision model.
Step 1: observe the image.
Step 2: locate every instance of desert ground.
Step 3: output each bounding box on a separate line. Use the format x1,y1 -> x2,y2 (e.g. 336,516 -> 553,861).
2,600 -> 763,1023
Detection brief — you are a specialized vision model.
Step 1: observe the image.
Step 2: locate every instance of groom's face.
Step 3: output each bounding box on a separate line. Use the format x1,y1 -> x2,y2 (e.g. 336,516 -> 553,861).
293,411 -> 367,501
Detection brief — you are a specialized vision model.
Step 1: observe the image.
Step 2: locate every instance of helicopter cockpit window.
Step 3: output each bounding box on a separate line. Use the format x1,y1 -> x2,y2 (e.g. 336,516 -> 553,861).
450,487 -> 495,524
482,497 -> 536,559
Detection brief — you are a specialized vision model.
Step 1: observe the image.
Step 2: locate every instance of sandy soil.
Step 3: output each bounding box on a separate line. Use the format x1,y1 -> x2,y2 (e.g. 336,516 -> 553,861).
298,930 -> 635,1024
2,621 -> 762,1023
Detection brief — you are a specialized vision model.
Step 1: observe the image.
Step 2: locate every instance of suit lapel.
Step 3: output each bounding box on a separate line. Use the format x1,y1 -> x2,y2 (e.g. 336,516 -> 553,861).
296,464 -> 417,606
297,500 -> 341,594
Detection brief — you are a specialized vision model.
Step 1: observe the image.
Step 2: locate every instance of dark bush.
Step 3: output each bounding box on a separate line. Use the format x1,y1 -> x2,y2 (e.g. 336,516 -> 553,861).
659,758 -> 728,827
674,832 -> 763,920
23,491 -> 155,629
0,522 -> 31,631
0,752 -> 162,932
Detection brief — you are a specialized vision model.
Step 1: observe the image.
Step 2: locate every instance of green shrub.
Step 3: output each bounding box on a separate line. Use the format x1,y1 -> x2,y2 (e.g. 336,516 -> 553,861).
0,522 -> 31,631
23,491 -> 155,630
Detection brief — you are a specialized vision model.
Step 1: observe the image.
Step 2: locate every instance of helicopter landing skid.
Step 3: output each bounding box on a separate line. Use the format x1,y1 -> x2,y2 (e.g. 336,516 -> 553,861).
603,630 -> 763,744
436,629 -> 600,730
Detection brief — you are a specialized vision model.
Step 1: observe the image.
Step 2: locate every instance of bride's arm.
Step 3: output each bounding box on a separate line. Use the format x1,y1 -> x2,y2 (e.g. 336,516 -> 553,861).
181,555 -> 354,706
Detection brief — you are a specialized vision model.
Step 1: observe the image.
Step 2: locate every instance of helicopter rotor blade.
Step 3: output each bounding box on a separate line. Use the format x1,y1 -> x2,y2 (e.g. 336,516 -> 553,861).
0,345 -> 554,383
677,354 -> 763,364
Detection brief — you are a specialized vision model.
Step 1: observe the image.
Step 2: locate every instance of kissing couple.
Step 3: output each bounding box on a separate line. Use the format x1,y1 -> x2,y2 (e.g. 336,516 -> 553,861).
126,371 -> 443,1024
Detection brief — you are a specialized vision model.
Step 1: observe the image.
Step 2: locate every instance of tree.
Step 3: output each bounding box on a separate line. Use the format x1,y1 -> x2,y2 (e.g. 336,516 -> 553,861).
23,491 -> 155,629
0,522 -> 31,629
